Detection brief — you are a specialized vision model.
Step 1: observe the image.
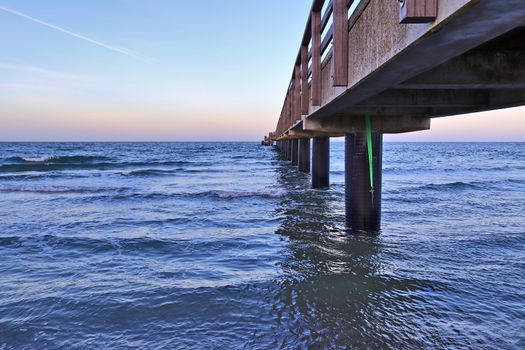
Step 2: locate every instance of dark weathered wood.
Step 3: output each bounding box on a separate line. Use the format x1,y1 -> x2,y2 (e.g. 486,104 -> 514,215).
400,0 -> 438,24
311,10 -> 322,107
301,46 -> 309,115
286,89 -> 292,129
333,0 -> 348,86
313,0 -> 325,12
294,65 -> 301,122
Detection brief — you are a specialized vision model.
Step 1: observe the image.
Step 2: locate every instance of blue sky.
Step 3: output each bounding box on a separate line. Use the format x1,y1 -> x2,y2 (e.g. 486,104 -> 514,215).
0,1 -> 523,141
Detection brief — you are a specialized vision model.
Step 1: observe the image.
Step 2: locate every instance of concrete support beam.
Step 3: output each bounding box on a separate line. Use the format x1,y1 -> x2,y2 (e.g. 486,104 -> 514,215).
312,136 -> 329,188
308,0 -> 525,121
345,132 -> 383,232
357,89 -> 489,108
298,138 -> 311,173
399,30 -> 525,89
291,139 -> 299,166
304,115 -> 430,134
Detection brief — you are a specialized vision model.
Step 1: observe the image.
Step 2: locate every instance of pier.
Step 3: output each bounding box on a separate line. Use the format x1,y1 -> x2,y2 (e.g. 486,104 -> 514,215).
266,0 -> 525,232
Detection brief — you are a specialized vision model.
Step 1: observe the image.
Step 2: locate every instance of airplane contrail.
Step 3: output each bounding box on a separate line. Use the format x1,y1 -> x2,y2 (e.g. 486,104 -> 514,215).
0,5 -> 140,59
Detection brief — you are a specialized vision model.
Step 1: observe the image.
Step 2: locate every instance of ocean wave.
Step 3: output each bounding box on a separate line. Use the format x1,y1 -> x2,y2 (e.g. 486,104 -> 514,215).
0,158 -> 194,173
383,165 -> 525,174
420,182 -> 480,191
193,190 -> 284,200
124,169 -> 183,177
0,234 -> 256,257
5,155 -> 111,164
121,167 -> 225,177
0,185 -> 111,194
76,189 -> 284,203
0,173 -> 90,181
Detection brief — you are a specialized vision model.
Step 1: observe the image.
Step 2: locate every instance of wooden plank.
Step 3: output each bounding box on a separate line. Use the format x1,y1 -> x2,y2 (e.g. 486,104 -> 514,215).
311,10 -> 322,106
301,46 -> 309,115
400,0 -> 438,24
333,0 -> 348,86
288,88 -> 292,128
294,65 -> 301,121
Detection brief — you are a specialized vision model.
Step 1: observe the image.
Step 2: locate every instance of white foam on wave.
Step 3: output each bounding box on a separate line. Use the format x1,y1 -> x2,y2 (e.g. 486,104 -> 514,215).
21,157 -> 51,163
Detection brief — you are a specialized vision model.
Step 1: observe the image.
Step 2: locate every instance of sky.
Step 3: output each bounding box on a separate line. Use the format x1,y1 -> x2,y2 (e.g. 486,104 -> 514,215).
0,0 -> 523,142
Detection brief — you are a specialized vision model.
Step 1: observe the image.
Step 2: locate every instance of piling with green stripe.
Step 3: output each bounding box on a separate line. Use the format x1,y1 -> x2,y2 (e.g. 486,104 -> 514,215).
345,117 -> 383,232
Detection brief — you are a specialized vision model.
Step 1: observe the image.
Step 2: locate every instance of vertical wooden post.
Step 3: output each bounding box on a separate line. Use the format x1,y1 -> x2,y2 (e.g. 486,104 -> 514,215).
287,89 -> 292,129
301,45 -> 309,116
311,11 -> 321,106
289,88 -> 292,126
333,0 -> 349,87
294,65 -> 301,123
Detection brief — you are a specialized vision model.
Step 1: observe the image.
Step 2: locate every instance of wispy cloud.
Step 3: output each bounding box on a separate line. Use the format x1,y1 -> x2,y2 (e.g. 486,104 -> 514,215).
0,4 -> 141,59
0,61 -> 85,80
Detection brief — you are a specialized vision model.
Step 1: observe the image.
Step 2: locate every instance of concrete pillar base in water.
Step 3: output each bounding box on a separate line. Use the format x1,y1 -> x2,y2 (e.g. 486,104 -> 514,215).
312,136 -> 329,188
298,138 -> 311,172
345,133 -> 382,232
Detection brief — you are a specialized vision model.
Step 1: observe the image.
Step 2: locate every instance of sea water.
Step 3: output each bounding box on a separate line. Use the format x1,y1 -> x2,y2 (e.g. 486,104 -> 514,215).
0,142 -> 523,349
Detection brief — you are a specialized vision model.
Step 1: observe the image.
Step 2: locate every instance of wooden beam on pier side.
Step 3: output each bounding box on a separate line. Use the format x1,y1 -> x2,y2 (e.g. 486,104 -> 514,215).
286,89 -> 292,130
400,0 -> 438,24
301,45 -> 309,115
294,65 -> 302,122
333,0 -> 348,86
311,10 -> 322,106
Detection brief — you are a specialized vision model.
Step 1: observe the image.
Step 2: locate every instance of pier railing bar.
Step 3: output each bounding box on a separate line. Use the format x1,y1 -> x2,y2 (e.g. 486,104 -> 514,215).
311,9 -> 322,107
294,65 -> 301,123
333,0 -> 349,86
321,0 -> 334,33
276,0 -> 363,136
301,45 -> 310,115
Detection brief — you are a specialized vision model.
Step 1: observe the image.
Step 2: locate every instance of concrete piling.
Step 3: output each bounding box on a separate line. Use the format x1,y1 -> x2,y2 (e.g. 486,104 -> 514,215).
298,138 -> 311,172
312,136 -> 329,188
345,132 -> 382,232
291,139 -> 299,166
